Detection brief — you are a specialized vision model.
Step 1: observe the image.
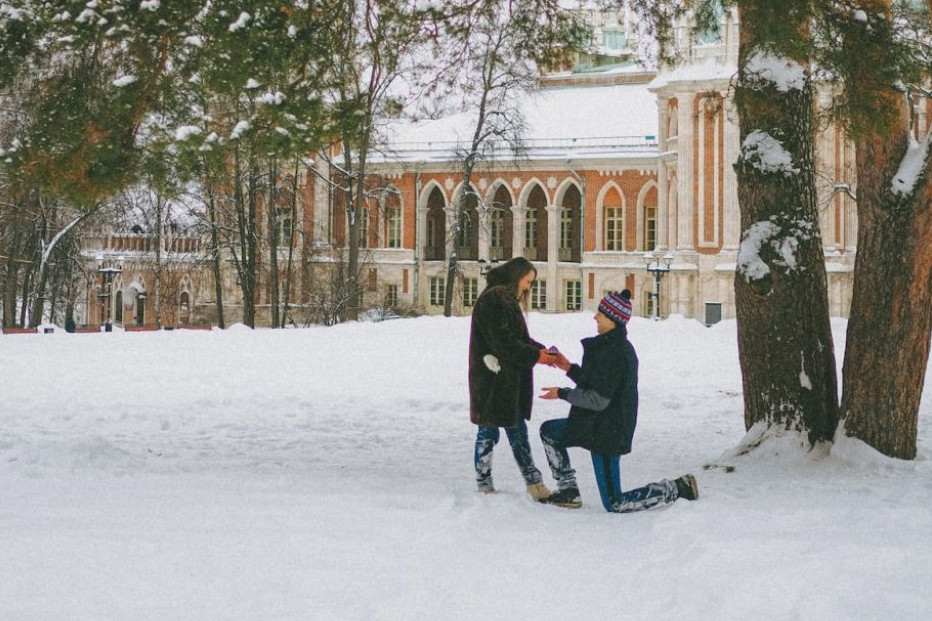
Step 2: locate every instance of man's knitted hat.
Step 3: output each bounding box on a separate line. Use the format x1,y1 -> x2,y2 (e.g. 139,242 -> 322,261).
598,292 -> 633,325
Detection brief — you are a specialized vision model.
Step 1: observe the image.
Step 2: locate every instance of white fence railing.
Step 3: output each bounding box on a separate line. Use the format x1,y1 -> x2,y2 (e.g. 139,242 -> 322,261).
370,135 -> 658,162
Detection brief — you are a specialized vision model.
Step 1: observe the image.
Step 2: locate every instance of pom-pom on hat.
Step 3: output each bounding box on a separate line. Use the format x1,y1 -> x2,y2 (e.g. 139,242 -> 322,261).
598,292 -> 633,325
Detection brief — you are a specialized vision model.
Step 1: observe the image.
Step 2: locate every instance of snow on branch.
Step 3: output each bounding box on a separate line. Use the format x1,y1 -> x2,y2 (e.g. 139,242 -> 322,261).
113,75 -> 137,87
740,130 -> 799,176
738,217 -> 814,283
891,133 -> 932,197
229,12 -> 251,33
738,220 -> 780,283
40,204 -> 102,268
744,51 -> 807,92
230,120 -> 251,140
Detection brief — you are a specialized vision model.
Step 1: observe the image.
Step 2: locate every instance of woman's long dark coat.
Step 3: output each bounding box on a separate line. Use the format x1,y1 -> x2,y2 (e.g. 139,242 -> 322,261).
468,285 -> 543,428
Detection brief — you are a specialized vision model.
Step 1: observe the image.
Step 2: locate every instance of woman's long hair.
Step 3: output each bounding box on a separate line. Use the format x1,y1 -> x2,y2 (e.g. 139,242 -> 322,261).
485,257 -> 536,310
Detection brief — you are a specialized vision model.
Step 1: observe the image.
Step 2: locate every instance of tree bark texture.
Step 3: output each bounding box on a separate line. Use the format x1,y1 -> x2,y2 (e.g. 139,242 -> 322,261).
444,163 -> 477,318
733,0 -> 839,445
233,150 -> 257,328
268,160 -> 280,329
153,196 -> 163,328
27,206 -> 50,328
839,0 -> 932,460
281,166 -> 300,329
243,167 -> 259,328
2,224 -> 23,328
205,184 -> 226,330
343,139 -> 364,322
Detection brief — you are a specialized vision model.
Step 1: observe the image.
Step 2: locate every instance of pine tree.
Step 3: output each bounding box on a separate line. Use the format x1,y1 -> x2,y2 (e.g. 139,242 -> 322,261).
731,0 -> 839,447
826,0 -> 932,459
0,0 -> 203,326
164,0 -> 335,327
627,0 -> 932,458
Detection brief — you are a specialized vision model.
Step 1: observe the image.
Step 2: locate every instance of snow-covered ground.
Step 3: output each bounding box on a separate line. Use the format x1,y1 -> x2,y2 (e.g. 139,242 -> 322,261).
2,314 -> 930,620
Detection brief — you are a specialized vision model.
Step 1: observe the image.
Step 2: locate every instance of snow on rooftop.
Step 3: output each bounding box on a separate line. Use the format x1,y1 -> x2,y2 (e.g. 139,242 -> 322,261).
524,82 -> 657,141
376,82 -> 659,163
649,56 -> 737,90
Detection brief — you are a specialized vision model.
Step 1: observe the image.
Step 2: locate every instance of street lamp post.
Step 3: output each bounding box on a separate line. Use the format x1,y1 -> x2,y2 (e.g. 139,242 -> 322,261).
643,250 -> 674,320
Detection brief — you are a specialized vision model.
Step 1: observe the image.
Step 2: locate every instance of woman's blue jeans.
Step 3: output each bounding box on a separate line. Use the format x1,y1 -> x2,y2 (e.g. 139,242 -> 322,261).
474,420 -> 543,491
539,417 -> 677,512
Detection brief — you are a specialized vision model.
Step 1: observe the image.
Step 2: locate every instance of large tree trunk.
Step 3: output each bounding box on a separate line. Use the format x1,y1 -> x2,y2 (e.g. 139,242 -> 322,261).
839,0 -> 932,459
733,0 -> 838,446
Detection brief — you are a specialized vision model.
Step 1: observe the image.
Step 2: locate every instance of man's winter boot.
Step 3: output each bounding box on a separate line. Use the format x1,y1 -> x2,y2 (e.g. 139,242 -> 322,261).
538,487 -> 582,509
674,474 -> 699,501
526,482 -> 551,501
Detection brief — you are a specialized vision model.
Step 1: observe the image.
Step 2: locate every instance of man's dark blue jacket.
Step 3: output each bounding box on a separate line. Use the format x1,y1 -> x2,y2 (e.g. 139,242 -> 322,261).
560,324 -> 639,455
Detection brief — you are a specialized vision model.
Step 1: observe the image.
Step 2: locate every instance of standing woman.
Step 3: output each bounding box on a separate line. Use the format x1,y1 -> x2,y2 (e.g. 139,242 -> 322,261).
469,257 -> 555,499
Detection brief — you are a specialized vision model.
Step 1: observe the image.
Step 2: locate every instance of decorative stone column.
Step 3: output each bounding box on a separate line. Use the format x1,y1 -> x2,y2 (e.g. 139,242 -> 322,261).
722,95 -> 741,251
657,165 -> 670,251
312,156 -> 332,244
511,205 -> 525,260
443,180 -> 456,262
546,204 -> 559,310
677,91 -> 696,251
415,200 -> 428,307
477,199 -> 491,265
657,99 -> 670,250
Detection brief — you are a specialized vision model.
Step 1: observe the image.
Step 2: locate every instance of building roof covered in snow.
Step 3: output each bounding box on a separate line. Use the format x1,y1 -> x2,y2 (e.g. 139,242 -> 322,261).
372,80 -> 659,165
648,56 -> 737,91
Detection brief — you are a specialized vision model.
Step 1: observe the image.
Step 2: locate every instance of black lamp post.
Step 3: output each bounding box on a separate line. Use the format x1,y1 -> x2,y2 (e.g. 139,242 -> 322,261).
643,250 -> 674,320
